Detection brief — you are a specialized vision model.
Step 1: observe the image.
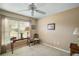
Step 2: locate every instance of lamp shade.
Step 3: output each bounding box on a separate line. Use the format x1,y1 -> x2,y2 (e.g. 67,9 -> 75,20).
73,28 -> 79,36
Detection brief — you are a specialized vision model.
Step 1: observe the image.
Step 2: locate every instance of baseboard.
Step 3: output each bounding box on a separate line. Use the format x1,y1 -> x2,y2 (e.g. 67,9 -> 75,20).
42,43 -> 70,53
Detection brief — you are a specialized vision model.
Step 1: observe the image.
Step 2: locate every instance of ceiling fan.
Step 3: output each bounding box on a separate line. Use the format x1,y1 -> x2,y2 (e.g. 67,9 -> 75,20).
18,3 -> 46,16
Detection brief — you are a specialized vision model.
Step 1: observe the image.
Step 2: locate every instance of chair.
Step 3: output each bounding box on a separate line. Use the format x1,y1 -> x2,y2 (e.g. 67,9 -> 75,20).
27,33 -> 40,46
33,33 -> 40,44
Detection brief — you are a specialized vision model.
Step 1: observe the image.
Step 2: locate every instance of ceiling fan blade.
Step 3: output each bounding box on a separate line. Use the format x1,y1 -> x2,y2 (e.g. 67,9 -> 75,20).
18,9 -> 30,12
35,10 -> 46,14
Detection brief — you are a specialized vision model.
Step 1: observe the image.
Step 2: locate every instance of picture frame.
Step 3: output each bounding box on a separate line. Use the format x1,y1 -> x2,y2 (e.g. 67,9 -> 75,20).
47,23 -> 55,30
31,25 -> 36,30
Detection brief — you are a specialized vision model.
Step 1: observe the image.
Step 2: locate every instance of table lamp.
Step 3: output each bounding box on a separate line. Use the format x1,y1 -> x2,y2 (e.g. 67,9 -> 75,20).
73,28 -> 79,37
73,28 -> 79,44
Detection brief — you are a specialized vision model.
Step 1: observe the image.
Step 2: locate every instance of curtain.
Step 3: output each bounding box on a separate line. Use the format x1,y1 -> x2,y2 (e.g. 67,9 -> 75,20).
0,15 -> 5,54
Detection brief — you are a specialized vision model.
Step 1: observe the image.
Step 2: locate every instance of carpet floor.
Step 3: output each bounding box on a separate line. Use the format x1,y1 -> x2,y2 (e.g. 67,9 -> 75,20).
1,44 -> 69,56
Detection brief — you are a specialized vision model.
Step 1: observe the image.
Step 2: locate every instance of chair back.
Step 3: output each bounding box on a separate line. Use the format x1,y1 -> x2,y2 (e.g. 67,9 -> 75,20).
33,33 -> 39,38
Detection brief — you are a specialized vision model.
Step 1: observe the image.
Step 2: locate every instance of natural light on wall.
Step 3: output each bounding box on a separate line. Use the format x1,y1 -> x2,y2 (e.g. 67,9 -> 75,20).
2,17 -> 31,45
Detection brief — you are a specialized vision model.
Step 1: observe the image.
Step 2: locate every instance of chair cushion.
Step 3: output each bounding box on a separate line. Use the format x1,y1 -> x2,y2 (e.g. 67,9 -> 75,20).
34,38 -> 39,40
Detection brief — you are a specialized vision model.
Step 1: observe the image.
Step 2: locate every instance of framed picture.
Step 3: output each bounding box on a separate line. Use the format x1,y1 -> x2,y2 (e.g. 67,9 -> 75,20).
47,23 -> 55,30
31,25 -> 36,30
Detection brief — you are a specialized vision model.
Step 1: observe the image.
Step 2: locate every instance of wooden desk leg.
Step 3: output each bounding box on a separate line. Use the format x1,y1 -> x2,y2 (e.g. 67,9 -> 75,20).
11,42 -> 14,54
70,52 -> 72,56
27,40 -> 31,47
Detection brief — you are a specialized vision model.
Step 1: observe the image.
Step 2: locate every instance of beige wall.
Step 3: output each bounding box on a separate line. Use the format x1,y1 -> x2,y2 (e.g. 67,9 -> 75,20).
31,19 -> 38,38
37,7 -> 79,51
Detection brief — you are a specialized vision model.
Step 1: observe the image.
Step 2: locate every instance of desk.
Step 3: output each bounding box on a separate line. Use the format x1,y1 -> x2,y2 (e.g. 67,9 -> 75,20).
70,43 -> 79,56
10,38 -> 29,54
10,37 -> 40,54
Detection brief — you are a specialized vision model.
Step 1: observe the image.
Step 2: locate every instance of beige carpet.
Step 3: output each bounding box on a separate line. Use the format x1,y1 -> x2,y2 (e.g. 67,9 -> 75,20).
1,44 -> 69,56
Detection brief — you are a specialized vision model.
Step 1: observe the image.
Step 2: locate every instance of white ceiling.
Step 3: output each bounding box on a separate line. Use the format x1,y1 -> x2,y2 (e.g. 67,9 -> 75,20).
0,3 -> 79,19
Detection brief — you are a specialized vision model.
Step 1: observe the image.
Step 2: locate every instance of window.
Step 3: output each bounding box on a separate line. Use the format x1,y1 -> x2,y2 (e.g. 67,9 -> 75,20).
2,17 -> 31,45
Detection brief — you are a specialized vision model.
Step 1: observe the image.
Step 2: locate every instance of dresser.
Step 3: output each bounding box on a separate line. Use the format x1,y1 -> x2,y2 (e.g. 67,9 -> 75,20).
70,43 -> 79,56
